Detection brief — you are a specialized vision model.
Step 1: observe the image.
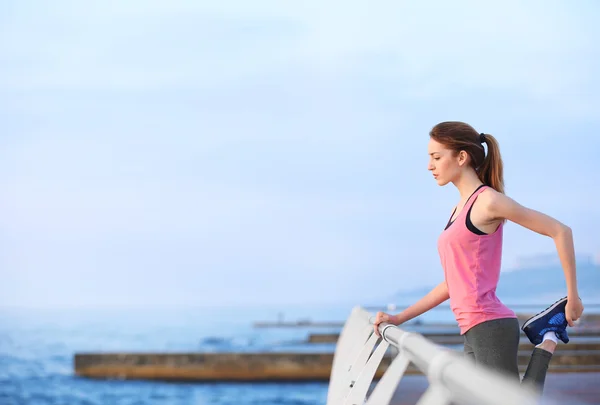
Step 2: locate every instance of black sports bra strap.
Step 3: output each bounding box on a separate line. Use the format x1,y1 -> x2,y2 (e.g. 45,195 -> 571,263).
443,184 -> 486,231
465,184 -> 486,206
444,207 -> 457,229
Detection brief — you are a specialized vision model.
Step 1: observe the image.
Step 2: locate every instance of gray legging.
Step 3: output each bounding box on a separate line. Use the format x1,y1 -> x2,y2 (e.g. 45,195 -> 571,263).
463,317 -> 553,391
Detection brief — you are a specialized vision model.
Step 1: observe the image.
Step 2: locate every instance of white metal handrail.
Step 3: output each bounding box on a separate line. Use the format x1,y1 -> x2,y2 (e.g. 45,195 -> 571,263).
326,306 -> 560,405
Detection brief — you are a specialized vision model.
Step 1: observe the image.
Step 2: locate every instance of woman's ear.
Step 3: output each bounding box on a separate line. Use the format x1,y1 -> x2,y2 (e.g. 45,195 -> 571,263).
458,150 -> 468,166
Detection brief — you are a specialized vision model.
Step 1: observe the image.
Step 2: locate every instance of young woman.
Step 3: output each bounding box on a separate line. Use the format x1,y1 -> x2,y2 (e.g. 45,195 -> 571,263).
374,121 -> 584,391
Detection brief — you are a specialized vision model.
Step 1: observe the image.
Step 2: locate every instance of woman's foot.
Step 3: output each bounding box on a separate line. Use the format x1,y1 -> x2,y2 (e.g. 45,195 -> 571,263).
522,297 -> 570,345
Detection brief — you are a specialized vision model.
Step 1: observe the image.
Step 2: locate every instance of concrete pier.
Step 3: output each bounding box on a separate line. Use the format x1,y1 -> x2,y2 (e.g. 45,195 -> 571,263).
74,352 -> 346,381
75,315 -> 600,383
74,347 -> 600,382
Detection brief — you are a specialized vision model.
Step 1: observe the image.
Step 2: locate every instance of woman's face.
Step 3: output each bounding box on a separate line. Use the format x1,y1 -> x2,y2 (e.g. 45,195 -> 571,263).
427,138 -> 464,186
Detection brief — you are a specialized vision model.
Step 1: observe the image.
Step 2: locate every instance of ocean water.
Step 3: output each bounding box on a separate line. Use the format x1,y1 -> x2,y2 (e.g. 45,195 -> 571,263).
2,304 -> 425,405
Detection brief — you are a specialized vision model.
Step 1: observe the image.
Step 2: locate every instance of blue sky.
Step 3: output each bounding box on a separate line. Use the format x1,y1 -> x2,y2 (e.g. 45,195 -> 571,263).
1,1 -> 599,309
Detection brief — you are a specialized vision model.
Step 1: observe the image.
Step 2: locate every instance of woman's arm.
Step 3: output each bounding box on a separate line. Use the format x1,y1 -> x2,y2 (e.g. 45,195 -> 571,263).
391,281 -> 449,324
374,281 -> 449,336
484,190 -> 584,325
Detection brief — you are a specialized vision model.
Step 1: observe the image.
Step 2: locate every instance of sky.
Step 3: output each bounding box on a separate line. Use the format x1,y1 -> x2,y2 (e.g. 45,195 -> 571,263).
1,0 -> 599,309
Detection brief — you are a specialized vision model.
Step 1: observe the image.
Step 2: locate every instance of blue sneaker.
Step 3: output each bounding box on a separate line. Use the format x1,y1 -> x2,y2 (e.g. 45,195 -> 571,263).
521,296 -> 569,345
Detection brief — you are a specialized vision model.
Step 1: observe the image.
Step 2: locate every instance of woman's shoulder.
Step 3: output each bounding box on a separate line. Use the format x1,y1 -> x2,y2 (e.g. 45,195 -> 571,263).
475,186 -> 505,212
477,187 -> 524,220
479,185 -> 503,200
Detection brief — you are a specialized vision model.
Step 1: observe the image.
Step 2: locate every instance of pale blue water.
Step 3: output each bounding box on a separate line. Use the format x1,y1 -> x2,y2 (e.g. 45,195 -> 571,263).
3,304 -> 436,405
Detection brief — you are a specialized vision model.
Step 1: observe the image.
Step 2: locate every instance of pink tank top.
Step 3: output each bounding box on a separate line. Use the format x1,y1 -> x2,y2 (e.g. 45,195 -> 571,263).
437,185 -> 516,334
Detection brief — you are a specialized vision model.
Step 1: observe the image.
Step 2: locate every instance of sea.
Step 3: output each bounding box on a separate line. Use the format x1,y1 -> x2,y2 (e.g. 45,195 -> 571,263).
0,303 -> 458,405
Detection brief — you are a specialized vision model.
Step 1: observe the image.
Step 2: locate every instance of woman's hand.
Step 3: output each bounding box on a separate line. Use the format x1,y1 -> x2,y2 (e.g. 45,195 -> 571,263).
566,296 -> 584,327
373,311 -> 395,337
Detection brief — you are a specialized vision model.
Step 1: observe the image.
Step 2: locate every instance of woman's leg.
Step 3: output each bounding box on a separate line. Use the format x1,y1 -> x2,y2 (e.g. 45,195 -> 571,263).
463,337 -> 475,363
464,317 -> 555,394
463,318 -> 521,383
520,297 -> 573,392
521,347 -> 552,391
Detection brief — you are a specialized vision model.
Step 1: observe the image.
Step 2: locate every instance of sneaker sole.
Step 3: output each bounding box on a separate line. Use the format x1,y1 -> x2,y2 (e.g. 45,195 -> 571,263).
521,296 -> 567,330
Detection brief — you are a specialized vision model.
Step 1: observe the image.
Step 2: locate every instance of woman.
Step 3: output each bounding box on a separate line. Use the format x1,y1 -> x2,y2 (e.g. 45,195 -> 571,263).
374,121 -> 584,391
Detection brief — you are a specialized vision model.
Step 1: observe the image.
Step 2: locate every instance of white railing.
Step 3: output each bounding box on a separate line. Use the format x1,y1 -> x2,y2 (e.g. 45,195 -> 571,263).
326,306 -> 550,405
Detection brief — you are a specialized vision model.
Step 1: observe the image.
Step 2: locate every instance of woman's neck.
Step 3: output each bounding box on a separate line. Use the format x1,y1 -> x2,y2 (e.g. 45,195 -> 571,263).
453,170 -> 484,201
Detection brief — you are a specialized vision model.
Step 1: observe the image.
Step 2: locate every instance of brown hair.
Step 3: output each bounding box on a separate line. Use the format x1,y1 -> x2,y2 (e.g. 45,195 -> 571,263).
429,121 -> 504,194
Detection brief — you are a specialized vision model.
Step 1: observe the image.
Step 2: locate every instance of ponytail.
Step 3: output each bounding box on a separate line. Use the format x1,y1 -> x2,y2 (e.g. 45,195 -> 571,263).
477,133 -> 504,194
